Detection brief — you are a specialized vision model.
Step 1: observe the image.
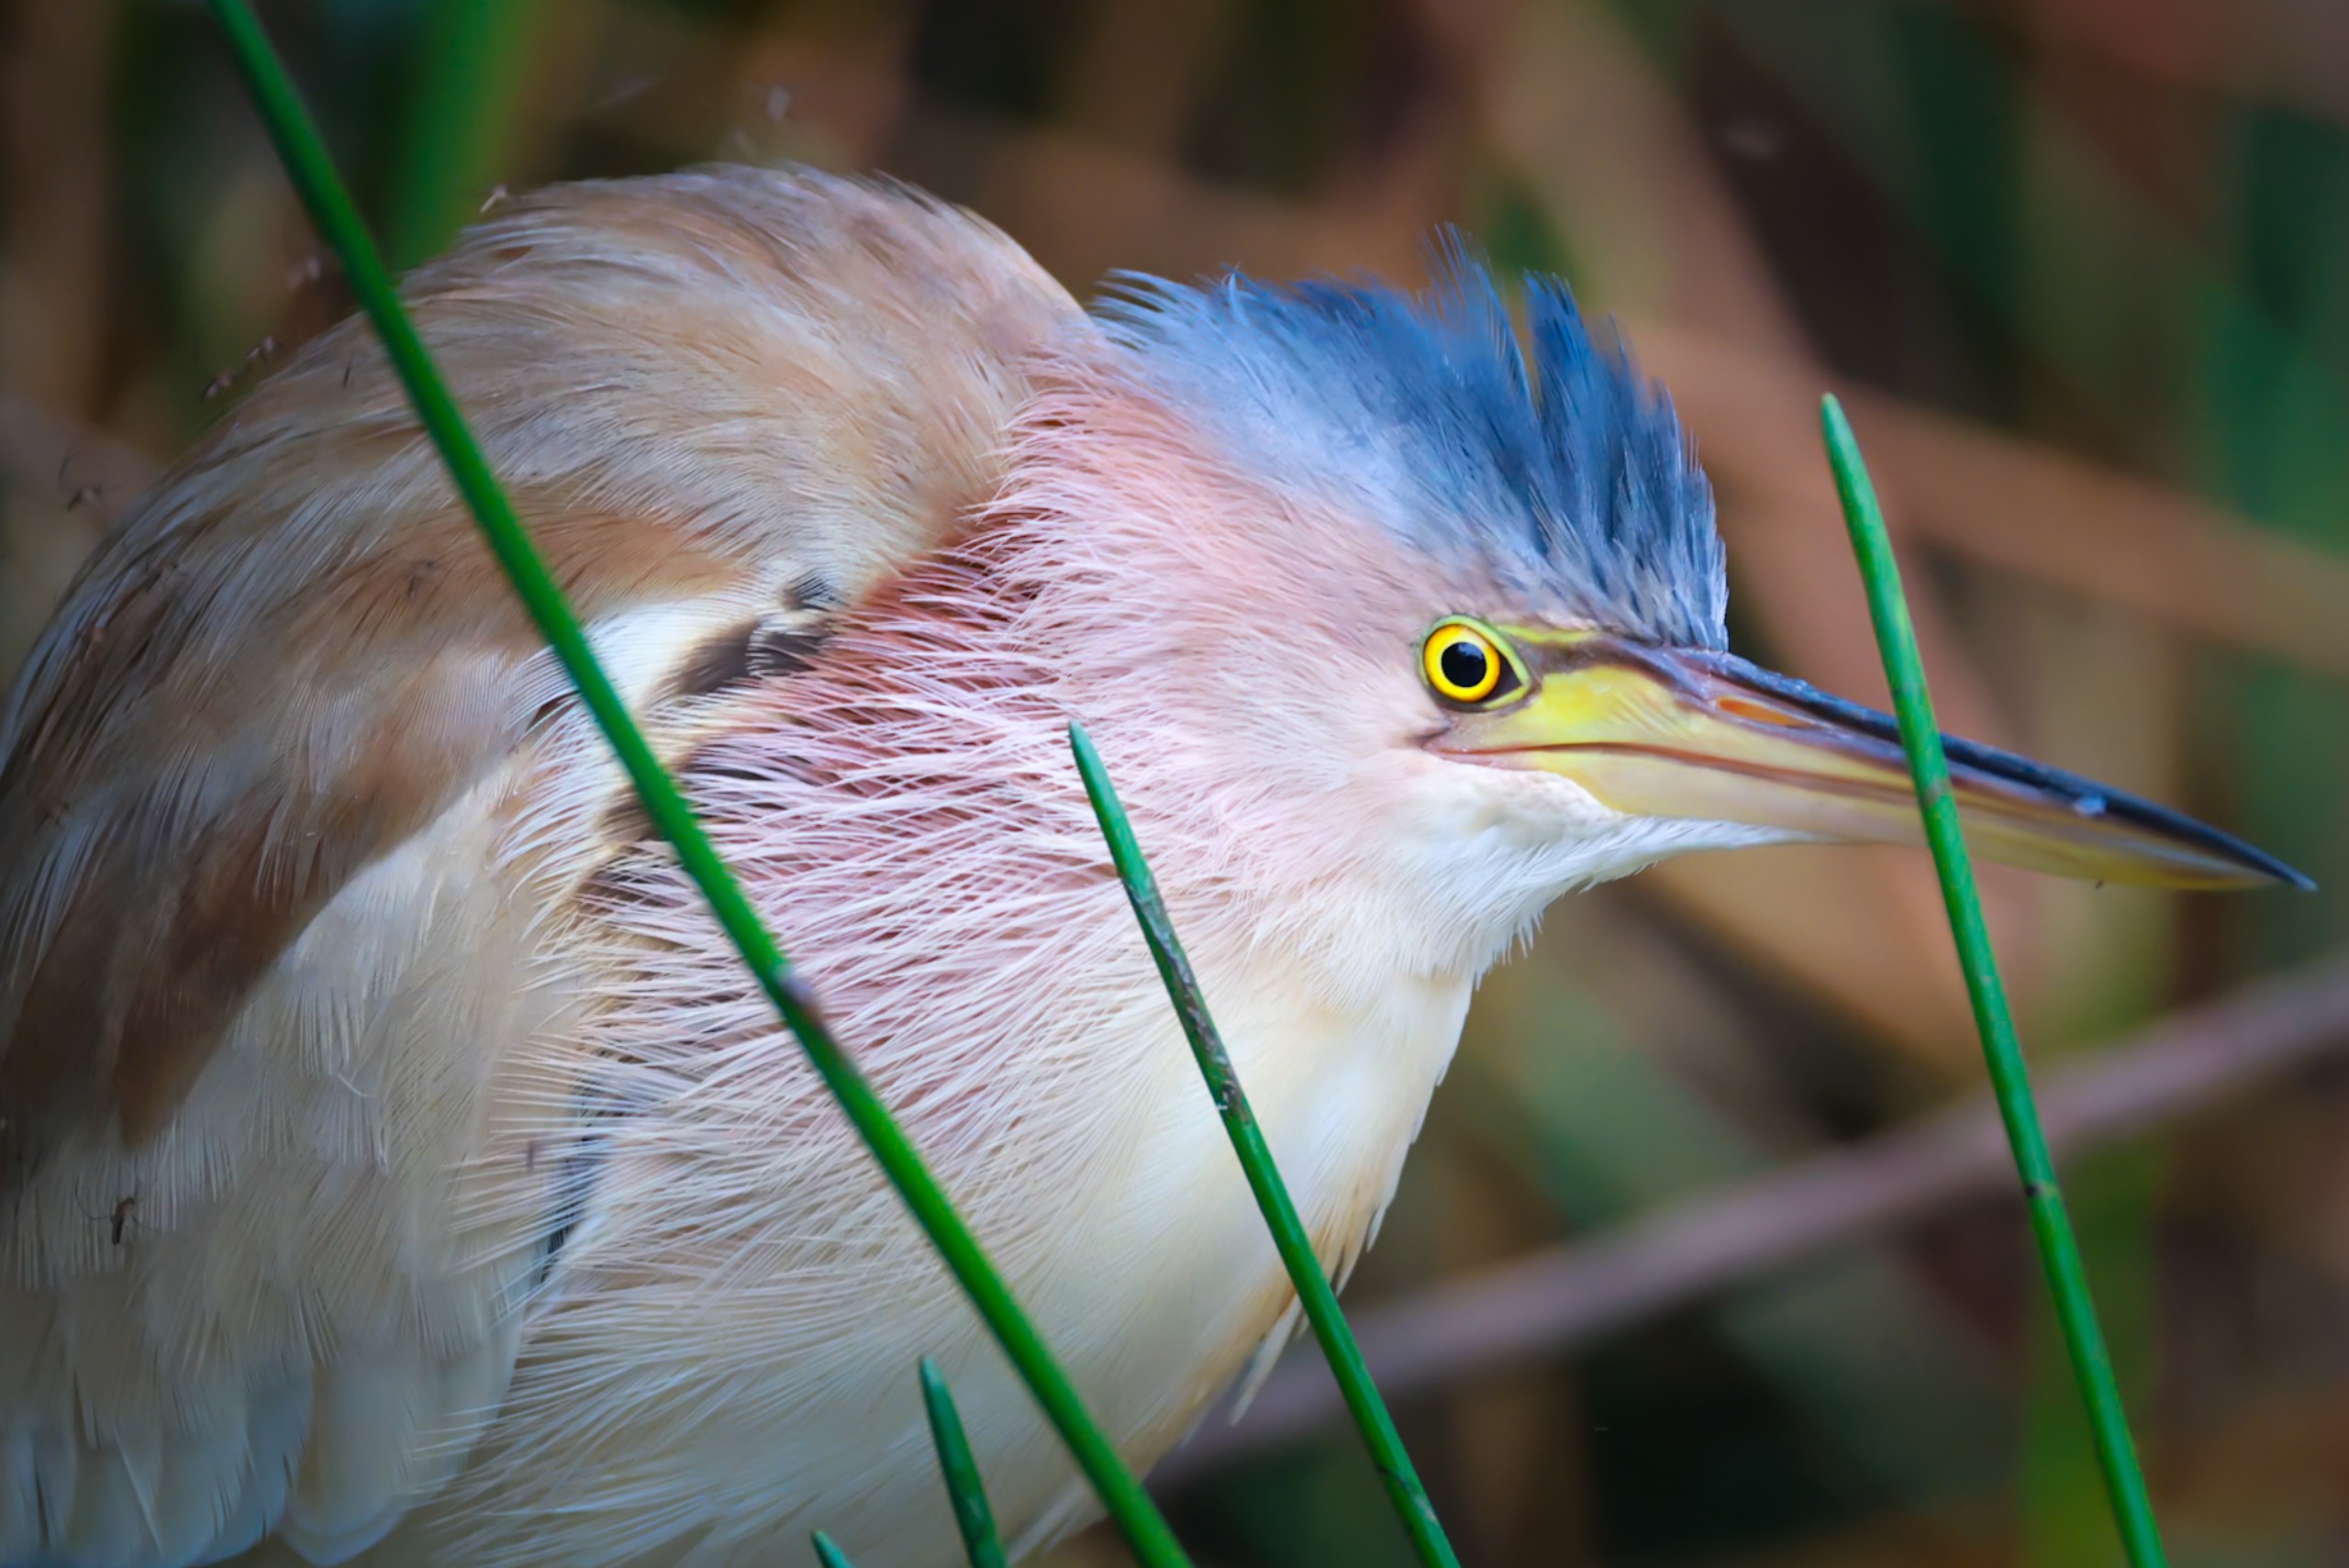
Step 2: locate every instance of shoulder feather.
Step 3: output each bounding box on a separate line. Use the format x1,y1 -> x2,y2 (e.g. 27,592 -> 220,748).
0,162 -> 1084,1174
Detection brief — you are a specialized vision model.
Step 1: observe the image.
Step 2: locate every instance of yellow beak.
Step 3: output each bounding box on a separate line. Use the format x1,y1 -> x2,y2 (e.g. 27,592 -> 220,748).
1433,632 -> 2310,892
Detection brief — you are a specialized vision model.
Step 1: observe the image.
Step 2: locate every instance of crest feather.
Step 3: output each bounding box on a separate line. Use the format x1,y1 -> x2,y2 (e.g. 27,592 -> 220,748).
1095,242 -> 1728,649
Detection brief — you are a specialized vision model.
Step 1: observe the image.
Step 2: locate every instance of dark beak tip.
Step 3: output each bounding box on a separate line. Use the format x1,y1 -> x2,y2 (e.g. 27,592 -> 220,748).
2217,835 -> 2317,892
2220,846 -> 2317,893
2200,845 -> 2315,893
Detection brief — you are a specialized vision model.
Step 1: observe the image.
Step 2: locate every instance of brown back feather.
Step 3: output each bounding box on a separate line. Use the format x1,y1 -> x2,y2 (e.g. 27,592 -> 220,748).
0,164 -> 1083,1175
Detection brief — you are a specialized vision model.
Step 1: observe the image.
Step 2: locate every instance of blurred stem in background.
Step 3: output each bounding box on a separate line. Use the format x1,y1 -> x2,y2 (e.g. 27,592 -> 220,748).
384,0 -> 550,268
1456,967 -> 2009,1515
2208,107 -> 2349,973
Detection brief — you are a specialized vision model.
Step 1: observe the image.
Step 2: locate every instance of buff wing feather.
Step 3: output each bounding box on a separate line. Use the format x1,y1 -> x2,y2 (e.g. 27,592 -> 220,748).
0,165 -> 1081,1568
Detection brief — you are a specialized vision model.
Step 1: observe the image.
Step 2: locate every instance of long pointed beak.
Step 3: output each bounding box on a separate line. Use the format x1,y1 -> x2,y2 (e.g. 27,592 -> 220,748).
1435,635 -> 2310,891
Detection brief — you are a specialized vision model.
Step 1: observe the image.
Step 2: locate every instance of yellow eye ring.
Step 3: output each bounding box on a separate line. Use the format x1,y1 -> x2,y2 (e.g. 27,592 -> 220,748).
1422,620 -> 1506,704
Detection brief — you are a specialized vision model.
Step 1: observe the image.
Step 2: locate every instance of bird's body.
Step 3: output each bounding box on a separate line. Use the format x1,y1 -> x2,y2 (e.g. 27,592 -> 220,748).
0,166 -> 2300,1568
0,167 -> 1496,1568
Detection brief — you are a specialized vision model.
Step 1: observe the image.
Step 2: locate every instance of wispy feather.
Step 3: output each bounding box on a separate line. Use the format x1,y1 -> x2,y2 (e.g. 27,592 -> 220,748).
1093,242 -> 1727,650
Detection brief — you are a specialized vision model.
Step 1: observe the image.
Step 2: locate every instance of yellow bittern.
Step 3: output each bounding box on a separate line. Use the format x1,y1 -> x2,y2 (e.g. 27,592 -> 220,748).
0,166 -> 2302,1567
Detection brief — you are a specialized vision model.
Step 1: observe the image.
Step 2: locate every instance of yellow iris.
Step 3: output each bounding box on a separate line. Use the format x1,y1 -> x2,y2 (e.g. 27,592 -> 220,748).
1422,620 -> 1505,704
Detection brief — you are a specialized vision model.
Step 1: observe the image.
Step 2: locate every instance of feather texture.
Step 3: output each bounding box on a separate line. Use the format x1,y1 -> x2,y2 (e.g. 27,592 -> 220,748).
1096,246 -> 1726,650
0,165 -> 1078,1568
4,162 -> 1734,1568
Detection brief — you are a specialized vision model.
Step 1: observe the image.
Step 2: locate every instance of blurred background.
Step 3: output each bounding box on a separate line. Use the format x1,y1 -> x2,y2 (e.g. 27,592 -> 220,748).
6,0 -> 2349,1562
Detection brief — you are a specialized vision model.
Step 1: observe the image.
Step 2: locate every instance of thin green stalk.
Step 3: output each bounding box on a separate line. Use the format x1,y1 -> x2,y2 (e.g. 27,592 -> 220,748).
919,1360 -> 1008,1568
810,1530 -> 855,1568
1069,724 -> 1461,1568
201,6 -> 1187,1564
1819,395 -> 2167,1568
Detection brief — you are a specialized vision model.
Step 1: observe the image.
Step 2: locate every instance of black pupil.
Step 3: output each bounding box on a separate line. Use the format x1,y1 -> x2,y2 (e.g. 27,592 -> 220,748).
1439,639 -> 1490,693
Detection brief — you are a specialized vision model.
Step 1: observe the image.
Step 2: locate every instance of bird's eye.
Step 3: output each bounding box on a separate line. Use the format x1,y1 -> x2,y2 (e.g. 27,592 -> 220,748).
1421,619 -> 1522,706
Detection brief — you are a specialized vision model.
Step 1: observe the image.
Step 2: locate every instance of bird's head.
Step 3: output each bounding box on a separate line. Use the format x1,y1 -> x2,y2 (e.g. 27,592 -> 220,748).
993,251 -> 2304,981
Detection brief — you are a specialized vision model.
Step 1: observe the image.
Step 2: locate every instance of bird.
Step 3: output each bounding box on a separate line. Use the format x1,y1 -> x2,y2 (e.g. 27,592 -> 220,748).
0,164 -> 2305,1568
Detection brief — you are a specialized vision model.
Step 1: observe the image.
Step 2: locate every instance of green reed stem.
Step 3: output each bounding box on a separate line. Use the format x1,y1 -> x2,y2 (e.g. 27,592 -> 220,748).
1820,396 -> 2167,1568
810,1530 -> 855,1568
920,1360 -> 1009,1568
1069,724 -> 1462,1568
202,6 -> 1189,1564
